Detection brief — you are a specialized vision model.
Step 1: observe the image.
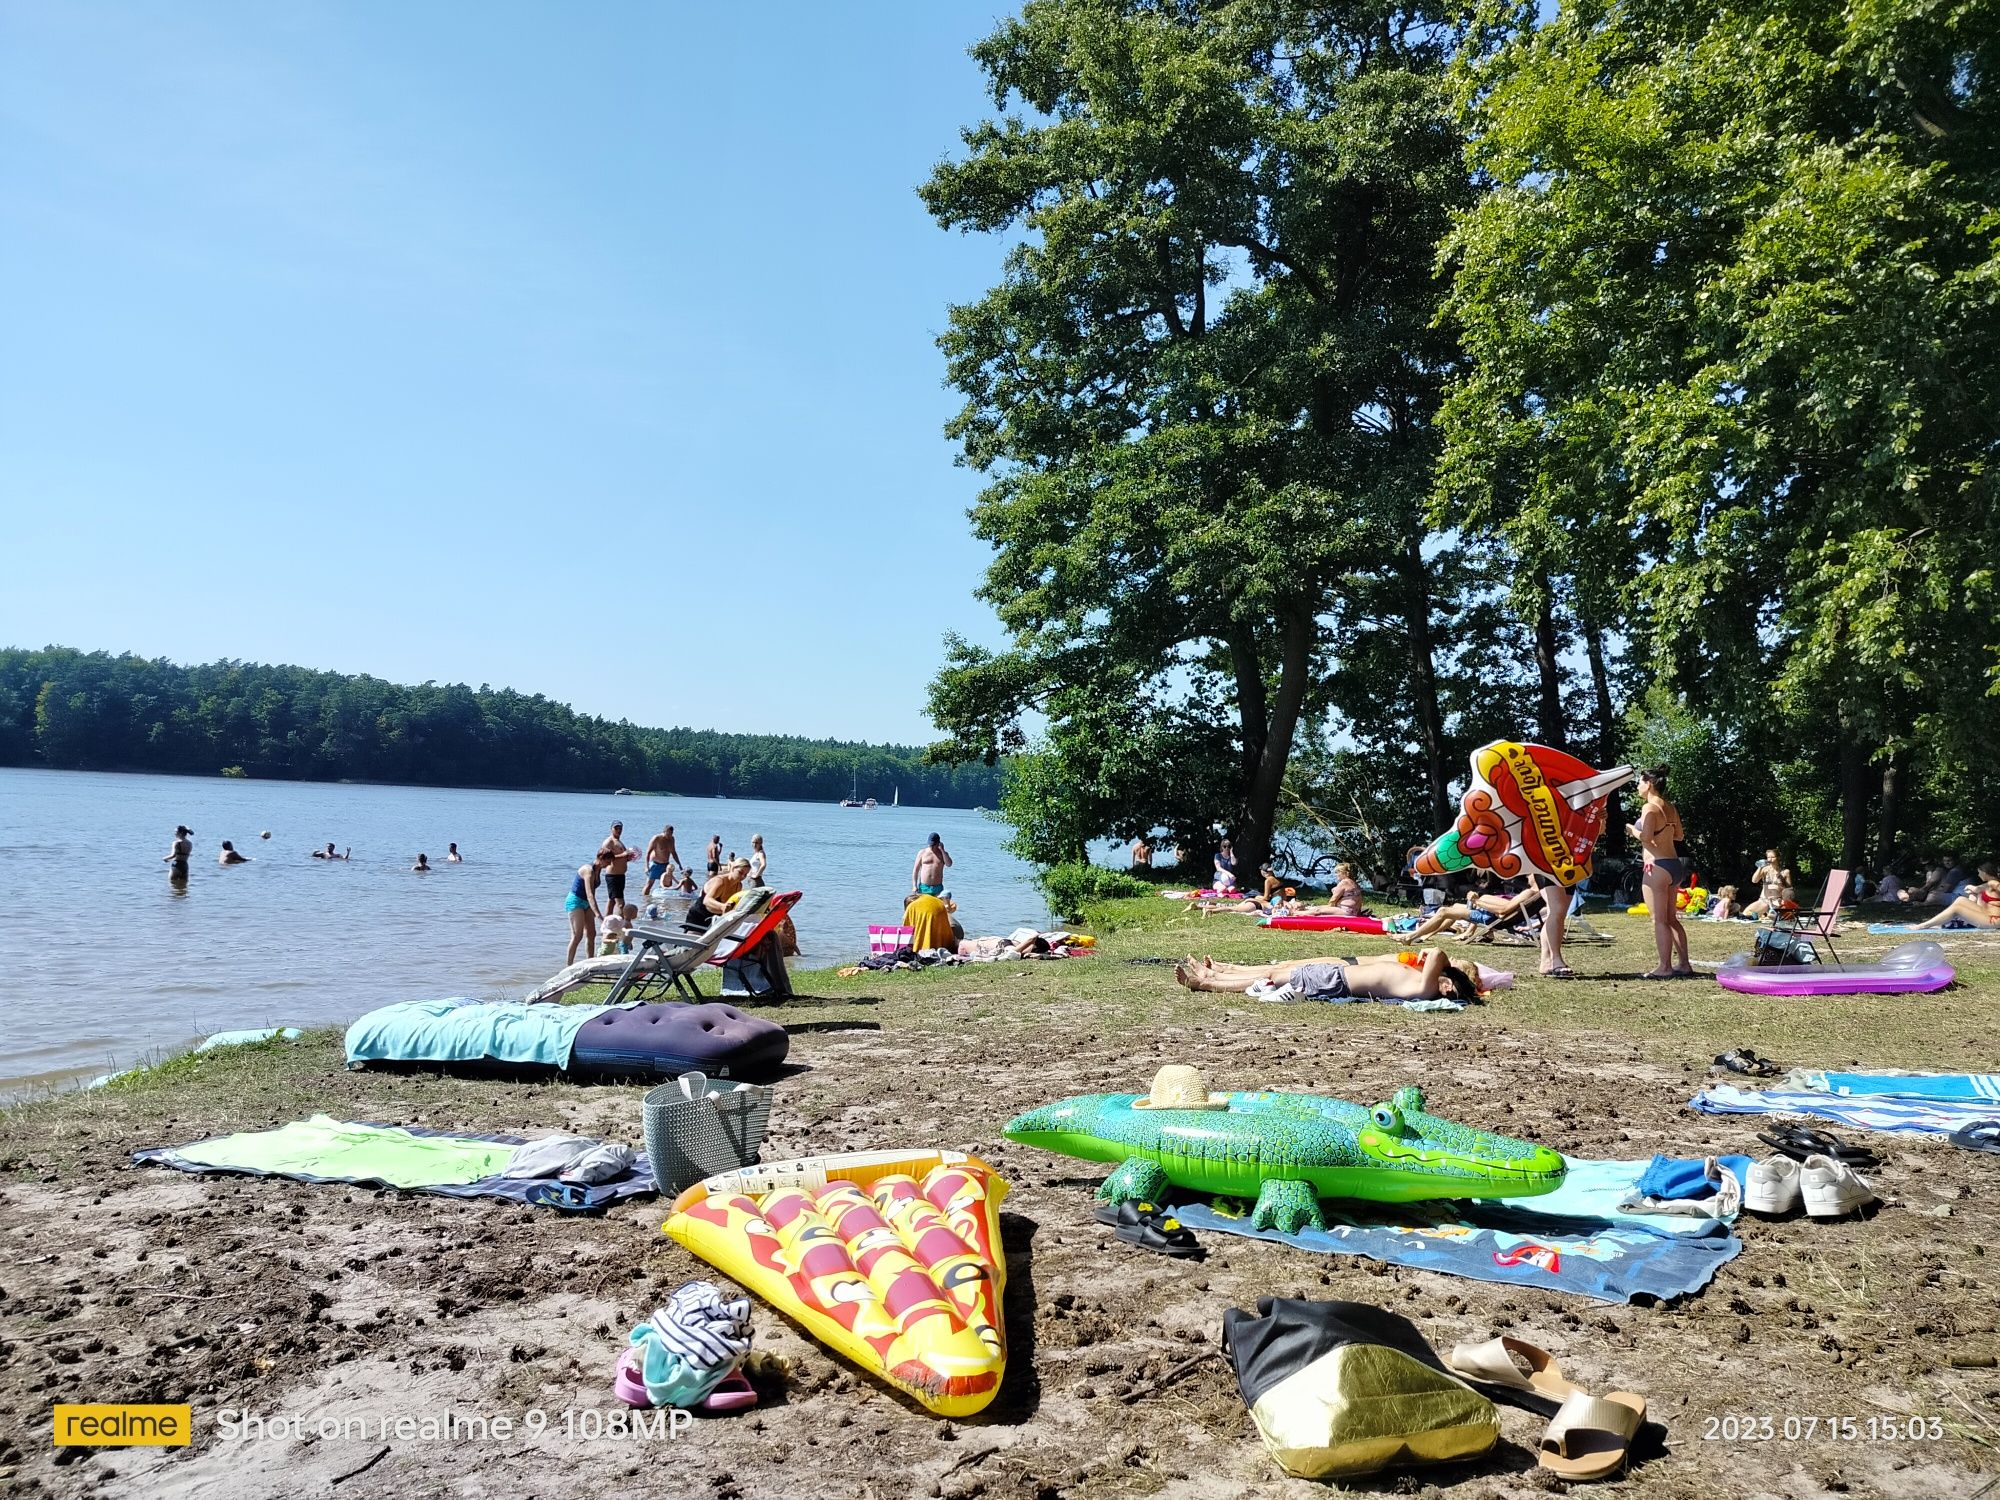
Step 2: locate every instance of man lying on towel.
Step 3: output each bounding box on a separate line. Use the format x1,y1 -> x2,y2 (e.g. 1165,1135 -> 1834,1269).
1173,947 -> 1480,1004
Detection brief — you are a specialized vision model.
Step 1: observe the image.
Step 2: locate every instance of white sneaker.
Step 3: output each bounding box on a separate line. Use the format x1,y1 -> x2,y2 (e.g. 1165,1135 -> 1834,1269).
1800,1154 -> 1878,1219
1743,1156 -> 1801,1215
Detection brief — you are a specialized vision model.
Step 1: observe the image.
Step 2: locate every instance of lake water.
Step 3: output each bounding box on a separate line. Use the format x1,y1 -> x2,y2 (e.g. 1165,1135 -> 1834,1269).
0,768 -> 1045,1094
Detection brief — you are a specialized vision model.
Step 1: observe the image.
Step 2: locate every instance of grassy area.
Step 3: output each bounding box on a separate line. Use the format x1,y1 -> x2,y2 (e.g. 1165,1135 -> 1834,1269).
11,896 -> 1990,1162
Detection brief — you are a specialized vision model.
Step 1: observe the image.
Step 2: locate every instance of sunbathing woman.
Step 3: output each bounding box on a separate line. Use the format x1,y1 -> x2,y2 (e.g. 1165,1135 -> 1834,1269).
1325,862 -> 1365,916
1173,948 -> 1478,1003
1911,865 -> 2000,931
1398,881 -> 1545,942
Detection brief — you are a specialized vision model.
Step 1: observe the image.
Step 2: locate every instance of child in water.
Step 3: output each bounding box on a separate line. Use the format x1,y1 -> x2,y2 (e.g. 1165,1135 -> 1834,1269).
600,902 -> 638,956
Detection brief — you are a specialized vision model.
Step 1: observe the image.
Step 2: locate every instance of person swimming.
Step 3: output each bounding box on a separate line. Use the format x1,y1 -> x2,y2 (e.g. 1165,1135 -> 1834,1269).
412,853 -> 432,872
218,840 -> 249,865
446,843 -> 462,862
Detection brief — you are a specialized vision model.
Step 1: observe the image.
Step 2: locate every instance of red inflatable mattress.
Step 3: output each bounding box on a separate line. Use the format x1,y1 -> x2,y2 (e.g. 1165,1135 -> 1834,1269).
1265,913 -> 1386,934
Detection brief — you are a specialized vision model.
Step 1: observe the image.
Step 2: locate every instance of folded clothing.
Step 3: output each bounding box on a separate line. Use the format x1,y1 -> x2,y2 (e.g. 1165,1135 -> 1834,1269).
503,1136 -> 637,1183
627,1281 -> 754,1408
1635,1154 -> 1752,1201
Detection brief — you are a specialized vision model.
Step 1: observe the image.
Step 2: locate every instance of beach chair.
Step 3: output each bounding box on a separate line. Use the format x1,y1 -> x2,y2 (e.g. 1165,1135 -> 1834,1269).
1763,869 -> 1849,967
710,890 -> 802,1000
605,888 -> 776,1004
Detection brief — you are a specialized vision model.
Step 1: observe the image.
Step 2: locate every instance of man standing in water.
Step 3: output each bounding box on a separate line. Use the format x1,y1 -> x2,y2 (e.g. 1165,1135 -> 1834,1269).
912,832 -> 953,896
598,821 -> 638,913
705,833 -> 722,877
164,825 -> 193,878
643,824 -> 680,899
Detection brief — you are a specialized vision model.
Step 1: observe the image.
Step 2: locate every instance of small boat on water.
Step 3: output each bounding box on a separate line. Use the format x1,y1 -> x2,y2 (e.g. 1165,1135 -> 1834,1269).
840,770 -> 864,808
863,797 -> 878,809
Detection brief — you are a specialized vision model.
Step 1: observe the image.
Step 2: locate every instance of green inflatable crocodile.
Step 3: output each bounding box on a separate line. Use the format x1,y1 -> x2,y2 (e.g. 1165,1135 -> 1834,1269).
1003,1085 -> 1566,1233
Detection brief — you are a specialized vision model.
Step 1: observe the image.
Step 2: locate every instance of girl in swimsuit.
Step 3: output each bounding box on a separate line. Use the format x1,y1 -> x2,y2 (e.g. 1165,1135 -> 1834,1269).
1628,767 -> 1693,978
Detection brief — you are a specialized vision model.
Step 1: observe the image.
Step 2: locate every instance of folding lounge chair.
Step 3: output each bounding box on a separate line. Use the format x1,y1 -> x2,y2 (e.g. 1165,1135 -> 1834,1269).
605,888 -> 776,1004
708,890 -> 801,969
1765,869 -> 1849,966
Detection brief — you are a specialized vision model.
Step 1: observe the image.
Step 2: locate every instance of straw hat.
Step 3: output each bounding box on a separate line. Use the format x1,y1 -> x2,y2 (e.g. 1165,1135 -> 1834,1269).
1131,1064 -> 1229,1111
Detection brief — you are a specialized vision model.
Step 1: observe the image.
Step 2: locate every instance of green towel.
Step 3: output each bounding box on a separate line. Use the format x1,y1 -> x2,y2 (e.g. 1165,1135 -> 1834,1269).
170,1114 -> 518,1188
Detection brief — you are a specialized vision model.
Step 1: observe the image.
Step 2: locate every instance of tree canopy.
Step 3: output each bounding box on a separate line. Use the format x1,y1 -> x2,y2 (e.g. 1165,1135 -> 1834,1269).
928,0 -> 1999,885
922,0 -> 1479,871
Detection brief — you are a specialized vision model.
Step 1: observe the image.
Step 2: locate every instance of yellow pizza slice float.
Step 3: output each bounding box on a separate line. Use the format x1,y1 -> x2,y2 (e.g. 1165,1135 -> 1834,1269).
663,1149 -> 1008,1417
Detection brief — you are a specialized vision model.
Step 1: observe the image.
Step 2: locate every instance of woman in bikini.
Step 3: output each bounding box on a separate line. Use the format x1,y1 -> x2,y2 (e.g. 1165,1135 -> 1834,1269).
1629,767 -> 1693,978
1911,863 -> 2000,931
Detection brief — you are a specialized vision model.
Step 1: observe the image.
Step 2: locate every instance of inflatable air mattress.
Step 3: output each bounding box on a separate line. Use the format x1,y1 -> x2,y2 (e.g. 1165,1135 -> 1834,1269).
1266,914 -> 1386,934
345,998 -> 787,1080
1716,941 -> 1954,996
665,1150 -> 1009,1416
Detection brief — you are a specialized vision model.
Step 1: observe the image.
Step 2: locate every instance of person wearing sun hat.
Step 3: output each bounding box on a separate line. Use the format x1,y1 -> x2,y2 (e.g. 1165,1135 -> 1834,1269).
1131,1064 -> 1231,1111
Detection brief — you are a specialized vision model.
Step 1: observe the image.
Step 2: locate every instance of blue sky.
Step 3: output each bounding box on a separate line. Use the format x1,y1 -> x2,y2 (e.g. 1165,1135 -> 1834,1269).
0,1 -> 1020,744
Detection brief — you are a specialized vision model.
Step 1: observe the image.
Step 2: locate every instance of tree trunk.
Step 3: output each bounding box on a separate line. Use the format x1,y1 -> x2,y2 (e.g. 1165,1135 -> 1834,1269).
1583,615 -> 1624,858
1875,752 -> 1900,872
1838,724 -> 1870,872
1532,577 -> 1566,750
1231,607 -> 1313,873
1397,542 -> 1452,830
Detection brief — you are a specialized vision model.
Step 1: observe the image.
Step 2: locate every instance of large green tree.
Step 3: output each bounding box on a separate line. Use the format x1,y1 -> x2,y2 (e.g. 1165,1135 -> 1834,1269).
1440,0 -> 2000,873
923,0 -> 1472,870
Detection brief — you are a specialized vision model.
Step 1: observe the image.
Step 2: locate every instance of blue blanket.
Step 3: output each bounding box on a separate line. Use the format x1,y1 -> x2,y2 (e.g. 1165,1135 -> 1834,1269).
344,998 -> 619,1070
1806,1071 -> 2000,1102
1866,920 -> 1988,933
1173,1190 -> 1739,1305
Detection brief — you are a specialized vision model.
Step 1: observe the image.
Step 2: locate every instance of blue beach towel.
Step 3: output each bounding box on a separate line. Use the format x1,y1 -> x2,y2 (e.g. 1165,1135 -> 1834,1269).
344,997 -> 621,1070
1866,920 -> 1985,934
1804,1071 -> 2000,1102
1172,1192 -> 1739,1306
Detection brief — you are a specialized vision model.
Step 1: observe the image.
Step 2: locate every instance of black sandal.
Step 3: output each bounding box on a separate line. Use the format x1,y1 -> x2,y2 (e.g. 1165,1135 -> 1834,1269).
1948,1121 -> 2000,1156
1093,1200 -> 1204,1259
1756,1124 -> 1880,1168
1713,1048 -> 1781,1078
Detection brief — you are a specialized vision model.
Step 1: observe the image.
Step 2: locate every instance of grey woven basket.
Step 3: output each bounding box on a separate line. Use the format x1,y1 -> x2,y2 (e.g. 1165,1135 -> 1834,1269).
643,1074 -> 774,1195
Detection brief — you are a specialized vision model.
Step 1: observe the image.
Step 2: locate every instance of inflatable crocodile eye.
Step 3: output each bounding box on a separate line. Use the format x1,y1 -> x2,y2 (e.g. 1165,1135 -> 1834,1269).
1393,1085 -> 1424,1113
1370,1102 -> 1404,1132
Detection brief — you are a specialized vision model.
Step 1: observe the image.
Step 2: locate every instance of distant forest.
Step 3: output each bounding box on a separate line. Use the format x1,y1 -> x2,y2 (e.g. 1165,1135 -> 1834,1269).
0,647 -> 1002,807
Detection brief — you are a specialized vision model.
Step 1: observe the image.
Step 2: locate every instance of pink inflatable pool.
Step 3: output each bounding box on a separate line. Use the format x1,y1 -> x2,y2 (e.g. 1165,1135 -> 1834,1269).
1716,941 -> 1954,996
1265,913 -> 1386,935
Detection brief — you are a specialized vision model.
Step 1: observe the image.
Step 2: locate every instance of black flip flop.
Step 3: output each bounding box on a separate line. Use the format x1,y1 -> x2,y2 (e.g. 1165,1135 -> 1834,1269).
1093,1199 -> 1204,1259
1948,1121 -> 2000,1156
1756,1124 -> 1880,1168
1713,1048 -> 1781,1078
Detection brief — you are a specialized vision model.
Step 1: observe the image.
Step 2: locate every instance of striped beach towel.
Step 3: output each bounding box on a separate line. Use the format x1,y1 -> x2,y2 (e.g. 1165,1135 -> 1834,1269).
1690,1084 -> 1999,1138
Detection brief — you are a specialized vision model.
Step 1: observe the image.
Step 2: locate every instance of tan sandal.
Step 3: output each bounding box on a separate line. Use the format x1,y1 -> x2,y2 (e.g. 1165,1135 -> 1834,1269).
1540,1389 -> 1647,1481
1446,1336 -> 1580,1399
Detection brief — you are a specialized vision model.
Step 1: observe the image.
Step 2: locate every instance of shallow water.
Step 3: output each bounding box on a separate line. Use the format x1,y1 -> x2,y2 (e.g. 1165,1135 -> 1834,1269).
0,768 -> 1042,1093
